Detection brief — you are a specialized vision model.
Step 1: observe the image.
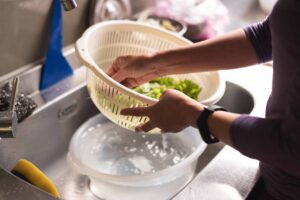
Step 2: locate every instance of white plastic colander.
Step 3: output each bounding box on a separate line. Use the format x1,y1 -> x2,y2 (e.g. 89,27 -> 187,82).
75,20 -> 225,132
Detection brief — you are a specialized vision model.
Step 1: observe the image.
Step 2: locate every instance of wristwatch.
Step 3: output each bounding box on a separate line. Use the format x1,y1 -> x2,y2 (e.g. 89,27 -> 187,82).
197,105 -> 227,144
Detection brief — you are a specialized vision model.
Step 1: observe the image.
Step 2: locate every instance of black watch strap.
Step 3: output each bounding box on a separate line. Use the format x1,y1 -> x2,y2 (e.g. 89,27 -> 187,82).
197,105 -> 227,144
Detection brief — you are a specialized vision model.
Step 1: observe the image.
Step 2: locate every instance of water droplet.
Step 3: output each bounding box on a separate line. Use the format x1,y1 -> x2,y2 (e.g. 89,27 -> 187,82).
88,126 -> 95,132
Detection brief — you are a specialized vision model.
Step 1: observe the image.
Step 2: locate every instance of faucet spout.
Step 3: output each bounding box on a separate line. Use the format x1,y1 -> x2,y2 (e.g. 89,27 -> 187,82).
60,0 -> 77,11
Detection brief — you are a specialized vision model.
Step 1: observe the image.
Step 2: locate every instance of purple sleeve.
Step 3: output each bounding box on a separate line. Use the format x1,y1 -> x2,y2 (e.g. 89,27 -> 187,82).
230,17 -> 300,172
230,112 -> 300,172
244,17 -> 272,63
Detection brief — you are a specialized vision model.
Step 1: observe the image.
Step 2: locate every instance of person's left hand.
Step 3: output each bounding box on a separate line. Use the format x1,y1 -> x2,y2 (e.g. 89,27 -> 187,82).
121,89 -> 204,133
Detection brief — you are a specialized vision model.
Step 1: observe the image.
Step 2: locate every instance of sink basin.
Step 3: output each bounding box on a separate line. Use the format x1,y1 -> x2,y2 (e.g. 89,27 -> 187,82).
0,48 -> 254,200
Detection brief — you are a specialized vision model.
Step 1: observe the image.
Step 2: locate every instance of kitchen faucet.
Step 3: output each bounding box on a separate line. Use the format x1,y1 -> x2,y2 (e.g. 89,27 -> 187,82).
0,77 -> 19,138
60,0 -> 77,11
0,1 -> 76,138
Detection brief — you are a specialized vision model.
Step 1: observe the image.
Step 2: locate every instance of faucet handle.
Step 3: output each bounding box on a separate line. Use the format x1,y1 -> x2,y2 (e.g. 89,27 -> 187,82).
0,77 -> 19,138
9,77 -> 19,112
0,111 -> 17,138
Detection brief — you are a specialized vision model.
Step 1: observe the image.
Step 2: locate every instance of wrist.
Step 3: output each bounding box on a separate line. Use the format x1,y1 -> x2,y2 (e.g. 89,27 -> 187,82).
187,102 -> 205,128
196,105 -> 228,144
146,50 -> 175,76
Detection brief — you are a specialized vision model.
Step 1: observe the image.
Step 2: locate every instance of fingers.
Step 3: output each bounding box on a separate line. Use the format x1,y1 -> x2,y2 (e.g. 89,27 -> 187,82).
120,106 -> 149,116
121,78 -> 139,88
106,56 -> 129,80
121,107 -> 156,132
106,66 -> 117,77
135,121 -> 156,132
122,73 -> 159,88
111,71 -> 127,83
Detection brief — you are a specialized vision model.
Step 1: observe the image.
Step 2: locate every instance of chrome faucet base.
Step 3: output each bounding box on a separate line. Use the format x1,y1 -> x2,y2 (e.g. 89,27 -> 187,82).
0,111 -> 17,138
0,77 -> 19,138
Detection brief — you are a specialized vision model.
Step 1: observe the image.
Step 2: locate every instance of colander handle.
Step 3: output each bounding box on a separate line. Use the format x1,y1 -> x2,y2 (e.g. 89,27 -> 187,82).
75,38 -> 105,78
75,38 -> 93,68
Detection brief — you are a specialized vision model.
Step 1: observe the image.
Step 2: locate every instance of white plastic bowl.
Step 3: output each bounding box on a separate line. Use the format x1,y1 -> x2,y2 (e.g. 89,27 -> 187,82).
68,114 -> 207,200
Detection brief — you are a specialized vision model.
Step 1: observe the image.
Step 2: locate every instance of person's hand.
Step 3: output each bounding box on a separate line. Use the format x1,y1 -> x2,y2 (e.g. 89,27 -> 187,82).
106,54 -> 161,88
121,89 -> 204,133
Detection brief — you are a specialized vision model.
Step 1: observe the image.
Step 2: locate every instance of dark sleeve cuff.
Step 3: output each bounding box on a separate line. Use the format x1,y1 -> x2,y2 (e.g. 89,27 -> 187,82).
243,17 -> 272,63
229,115 -> 268,158
229,115 -> 282,160
229,115 -> 252,151
229,114 -> 300,172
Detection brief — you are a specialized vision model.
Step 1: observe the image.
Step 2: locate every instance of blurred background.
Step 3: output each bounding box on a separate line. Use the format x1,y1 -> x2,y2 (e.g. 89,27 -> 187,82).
0,0 -> 275,78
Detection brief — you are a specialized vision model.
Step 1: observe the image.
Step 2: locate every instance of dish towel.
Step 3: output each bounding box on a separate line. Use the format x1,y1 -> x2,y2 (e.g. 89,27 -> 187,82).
174,146 -> 260,200
40,0 -> 73,90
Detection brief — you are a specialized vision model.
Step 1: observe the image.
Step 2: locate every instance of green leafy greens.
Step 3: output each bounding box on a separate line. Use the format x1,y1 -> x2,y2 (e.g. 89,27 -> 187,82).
134,77 -> 201,100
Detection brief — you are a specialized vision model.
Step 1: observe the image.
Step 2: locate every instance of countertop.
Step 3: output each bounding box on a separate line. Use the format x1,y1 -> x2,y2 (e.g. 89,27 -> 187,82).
174,65 -> 273,200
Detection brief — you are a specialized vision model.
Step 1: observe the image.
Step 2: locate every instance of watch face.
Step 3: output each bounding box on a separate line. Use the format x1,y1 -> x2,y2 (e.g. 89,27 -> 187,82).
208,105 -> 226,111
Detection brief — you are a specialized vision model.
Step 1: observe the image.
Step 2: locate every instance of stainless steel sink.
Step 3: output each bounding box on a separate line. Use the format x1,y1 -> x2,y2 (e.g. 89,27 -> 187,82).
0,48 -> 254,200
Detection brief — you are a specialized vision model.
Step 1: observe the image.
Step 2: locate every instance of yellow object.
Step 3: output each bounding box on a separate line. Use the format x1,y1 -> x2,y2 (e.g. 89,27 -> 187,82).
12,159 -> 60,198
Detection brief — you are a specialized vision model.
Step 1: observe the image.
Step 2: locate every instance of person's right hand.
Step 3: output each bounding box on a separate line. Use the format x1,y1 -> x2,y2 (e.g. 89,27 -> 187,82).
121,89 -> 204,133
106,55 -> 161,88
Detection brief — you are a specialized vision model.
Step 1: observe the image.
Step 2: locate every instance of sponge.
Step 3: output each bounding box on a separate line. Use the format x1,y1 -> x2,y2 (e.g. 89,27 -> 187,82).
11,159 -> 60,198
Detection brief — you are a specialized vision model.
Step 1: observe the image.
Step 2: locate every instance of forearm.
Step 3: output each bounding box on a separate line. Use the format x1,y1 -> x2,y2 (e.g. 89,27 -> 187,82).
149,29 -> 258,76
190,107 -> 299,172
199,111 -> 300,172
207,111 -> 240,146
190,104 -> 240,147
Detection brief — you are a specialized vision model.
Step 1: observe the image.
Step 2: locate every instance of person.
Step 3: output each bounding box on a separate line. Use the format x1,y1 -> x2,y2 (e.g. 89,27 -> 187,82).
106,0 -> 300,199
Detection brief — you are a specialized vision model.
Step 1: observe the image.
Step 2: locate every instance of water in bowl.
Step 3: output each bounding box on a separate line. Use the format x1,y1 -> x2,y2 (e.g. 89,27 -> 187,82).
78,123 -> 196,176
